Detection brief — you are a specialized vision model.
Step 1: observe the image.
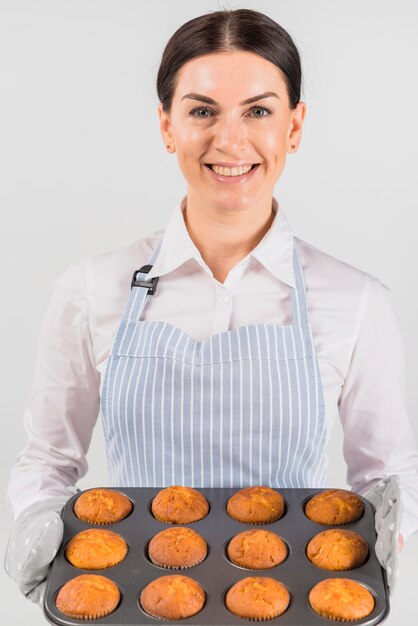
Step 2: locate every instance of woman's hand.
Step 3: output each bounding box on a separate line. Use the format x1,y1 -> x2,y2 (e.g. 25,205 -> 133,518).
363,475 -> 403,593
4,495 -> 72,606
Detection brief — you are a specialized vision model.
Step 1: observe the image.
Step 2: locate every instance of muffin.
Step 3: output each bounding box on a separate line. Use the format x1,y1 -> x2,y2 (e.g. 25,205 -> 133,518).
151,486 -> 209,523
65,528 -> 128,569
226,486 -> 284,524
74,488 -> 133,524
227,529 -> 287,569
140,574 -> 206,620
225,576 -> 290,620
55,574 -> 120,619
309,578 -> 375,621
307,529 -> 368,571
148,527 -> 207,569
305,489 -> 364,525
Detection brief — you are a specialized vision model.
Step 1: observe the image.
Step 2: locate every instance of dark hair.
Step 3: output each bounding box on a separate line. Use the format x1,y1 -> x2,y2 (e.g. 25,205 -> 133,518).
156,8 -> 302,113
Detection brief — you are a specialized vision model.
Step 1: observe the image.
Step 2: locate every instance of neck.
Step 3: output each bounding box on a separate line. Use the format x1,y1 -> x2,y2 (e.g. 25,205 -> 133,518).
182,191 -> 277,284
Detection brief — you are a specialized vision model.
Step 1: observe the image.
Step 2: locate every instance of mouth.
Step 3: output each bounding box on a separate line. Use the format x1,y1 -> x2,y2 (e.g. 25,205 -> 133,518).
203,163 -> 261,184
204,163 -> 260,173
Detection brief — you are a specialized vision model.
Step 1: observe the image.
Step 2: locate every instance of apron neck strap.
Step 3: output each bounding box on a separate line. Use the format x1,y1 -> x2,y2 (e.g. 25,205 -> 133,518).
124,238 -> 163,323
290,242 -> 309,328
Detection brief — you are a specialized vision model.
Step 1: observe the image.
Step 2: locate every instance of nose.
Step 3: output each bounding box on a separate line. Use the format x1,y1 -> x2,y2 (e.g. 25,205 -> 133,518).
212,114 -> 249,154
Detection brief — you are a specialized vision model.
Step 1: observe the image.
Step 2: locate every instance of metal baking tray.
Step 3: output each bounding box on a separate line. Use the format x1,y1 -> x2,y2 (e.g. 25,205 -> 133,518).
43,487 -> 389,625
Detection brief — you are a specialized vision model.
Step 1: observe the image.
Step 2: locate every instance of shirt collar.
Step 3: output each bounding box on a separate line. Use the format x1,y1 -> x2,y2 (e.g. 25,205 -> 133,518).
147,195 -> 295,288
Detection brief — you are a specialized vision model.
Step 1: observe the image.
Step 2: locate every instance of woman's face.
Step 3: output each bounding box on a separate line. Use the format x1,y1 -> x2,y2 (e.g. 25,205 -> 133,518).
158,51 -> 306,213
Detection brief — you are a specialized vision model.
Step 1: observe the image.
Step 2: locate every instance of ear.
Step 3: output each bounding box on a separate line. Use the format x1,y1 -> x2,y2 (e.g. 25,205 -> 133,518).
287,101 -> 307,152
158,102 -> 175,149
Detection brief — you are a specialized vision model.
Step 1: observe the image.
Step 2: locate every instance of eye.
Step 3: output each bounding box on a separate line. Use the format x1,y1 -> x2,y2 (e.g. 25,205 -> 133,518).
249,106 -> 271,117
188,105 -> 272,118
189,106 -> 213,118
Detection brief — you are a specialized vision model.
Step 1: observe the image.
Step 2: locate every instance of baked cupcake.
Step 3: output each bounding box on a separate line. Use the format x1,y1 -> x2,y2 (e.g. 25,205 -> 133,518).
65,528 -> 128,569
74,488 -> 133,524
151,486 -> 209,523
140,574 -> 206,620
227,529 -> 287,569
55,574 -> 120,619
309,578 -> 375,621
148,527 -> 207,569
305,489 -> 364,525
226,486 -> 284,524
225,576 -> 290,620
307,529 -> 368,571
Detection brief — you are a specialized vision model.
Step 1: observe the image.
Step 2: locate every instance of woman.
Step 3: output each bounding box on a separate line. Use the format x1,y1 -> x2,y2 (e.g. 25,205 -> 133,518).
5,7 -> 418,606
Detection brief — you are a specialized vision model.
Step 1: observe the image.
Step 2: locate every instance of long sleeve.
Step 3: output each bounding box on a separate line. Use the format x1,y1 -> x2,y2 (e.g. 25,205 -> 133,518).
6,260 -> 100,521
338,275 -> 418,542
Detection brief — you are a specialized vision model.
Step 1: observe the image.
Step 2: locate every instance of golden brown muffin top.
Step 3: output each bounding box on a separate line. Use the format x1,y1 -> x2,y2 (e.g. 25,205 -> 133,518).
225,576 -> 290,620
65,528 -> 128,570
73,488 -> 133,524
151,485 -> 209,523
148,527 -> 207,568
305,489 -> 364,525
307,529 -> 368,571
227,529 -> 287,569
140,574 -> 205,620
55,574 -> 120,619
309,578 -> 375,621
226,486 -> 284,524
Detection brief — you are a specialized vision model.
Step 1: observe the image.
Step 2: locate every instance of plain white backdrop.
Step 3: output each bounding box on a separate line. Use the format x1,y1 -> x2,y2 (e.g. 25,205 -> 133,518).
1,0 -> 417,623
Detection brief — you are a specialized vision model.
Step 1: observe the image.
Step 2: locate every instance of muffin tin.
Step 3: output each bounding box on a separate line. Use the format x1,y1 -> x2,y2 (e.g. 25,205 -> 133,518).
43,487 -> 389,626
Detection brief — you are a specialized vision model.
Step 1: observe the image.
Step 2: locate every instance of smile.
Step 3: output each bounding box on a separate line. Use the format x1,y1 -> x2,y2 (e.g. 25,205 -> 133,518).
204,163 -> 260,183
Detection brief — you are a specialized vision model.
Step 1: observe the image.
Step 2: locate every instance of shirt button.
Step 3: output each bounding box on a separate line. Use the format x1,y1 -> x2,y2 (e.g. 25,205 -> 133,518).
219,293 -> 229,304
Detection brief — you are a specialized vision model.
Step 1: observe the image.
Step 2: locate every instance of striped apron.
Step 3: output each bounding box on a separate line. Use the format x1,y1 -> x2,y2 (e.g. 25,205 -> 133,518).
100,237 -> 327,489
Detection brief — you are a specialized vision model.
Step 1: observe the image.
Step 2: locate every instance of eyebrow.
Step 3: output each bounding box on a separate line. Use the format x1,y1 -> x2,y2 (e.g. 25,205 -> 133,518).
181,91 -> 280,106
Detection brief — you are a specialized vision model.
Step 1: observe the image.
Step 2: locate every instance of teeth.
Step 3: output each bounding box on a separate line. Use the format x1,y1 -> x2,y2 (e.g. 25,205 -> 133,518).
211,164 -> 253,176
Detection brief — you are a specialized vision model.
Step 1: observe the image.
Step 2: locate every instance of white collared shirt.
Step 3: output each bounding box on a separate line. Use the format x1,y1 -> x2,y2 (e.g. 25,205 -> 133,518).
7,196 -> 418,541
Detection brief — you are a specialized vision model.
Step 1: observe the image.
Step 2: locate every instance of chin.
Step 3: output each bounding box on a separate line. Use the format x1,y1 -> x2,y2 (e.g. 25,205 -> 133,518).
212,194 -> 257,211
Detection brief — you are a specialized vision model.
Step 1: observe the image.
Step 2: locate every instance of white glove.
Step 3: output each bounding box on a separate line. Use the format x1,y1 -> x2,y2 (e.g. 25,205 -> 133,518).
363,475 -> 402,593
4,489 -> 78,606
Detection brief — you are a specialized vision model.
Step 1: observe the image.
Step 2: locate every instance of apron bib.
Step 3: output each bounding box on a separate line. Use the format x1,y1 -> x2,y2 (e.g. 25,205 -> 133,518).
100,237 -> 327,488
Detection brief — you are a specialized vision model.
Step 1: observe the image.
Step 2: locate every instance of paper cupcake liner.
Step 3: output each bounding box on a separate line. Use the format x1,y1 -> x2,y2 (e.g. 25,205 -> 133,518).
73,516 -> 125,525
151,512 -> 175,523
141,605 -> 204,620
228,557 -> 282,569
309,560 -> 366,572
312,608 -> 369,622
149,553 -> 206,569
228,609 -> 288,621
304,510 -> 364,526
57,608 -> 117,620
227,516 -> 281,525
68,560 -> 125,570
152,512 -> 207,524
307,519 -> 363,526
69,557 -> 128,570
227,548 -> 287,569
243,614 -> 286,621
152,512 -> 187,523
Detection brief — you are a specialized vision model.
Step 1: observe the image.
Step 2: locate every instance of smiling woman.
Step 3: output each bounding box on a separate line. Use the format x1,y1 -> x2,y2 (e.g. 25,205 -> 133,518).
4,6 -> 418,613
158,48 -> 306,282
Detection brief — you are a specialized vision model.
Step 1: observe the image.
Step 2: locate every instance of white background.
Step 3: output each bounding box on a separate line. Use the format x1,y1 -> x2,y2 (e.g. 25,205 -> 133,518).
1,0 -> 417,623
